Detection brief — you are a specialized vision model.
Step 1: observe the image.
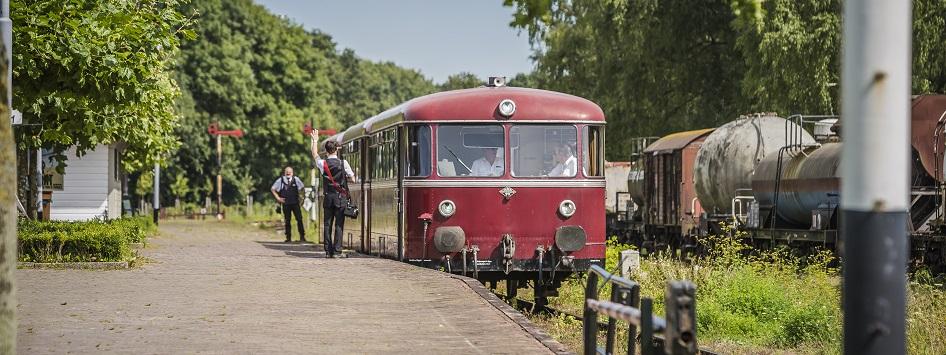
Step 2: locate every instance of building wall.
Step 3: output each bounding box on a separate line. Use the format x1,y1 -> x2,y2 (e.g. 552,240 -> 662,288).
604,161 -> 631,213
49,144 -> 122,221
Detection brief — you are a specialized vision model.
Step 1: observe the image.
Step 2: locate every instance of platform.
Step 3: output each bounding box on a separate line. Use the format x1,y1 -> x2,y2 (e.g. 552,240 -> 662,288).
17,220 -> 568,354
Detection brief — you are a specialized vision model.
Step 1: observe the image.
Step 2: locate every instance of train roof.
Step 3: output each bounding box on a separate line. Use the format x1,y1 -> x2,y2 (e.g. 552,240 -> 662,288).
643,128 -> 715,154
338,87 -> 604,140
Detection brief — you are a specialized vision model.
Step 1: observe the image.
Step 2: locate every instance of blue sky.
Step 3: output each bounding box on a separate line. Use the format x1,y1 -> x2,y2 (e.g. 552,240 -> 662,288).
253,0 -> 535,84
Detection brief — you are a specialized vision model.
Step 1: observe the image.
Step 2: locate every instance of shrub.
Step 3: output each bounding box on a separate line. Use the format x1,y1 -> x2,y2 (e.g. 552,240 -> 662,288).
17,217 -> 157,262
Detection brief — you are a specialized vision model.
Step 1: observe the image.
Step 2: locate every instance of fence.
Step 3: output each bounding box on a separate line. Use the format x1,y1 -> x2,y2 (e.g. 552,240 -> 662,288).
583,264 -> 697,355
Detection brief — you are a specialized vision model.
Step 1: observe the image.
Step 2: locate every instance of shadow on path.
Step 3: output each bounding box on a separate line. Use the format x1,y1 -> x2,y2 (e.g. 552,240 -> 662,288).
256,241 -> 372,259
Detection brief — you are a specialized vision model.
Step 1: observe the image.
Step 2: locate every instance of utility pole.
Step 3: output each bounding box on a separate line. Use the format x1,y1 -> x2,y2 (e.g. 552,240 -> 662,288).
153,162 -> 160,225
0,0 -> 15,351
207,122 -> 243,220
840,0 -> 911,354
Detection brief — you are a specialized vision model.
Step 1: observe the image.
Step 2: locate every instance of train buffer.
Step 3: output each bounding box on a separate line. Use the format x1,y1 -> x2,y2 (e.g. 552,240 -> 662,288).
16,220 -> 570,354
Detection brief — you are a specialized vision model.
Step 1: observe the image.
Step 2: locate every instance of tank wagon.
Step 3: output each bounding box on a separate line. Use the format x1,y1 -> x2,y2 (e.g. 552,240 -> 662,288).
610,95 -> 946,270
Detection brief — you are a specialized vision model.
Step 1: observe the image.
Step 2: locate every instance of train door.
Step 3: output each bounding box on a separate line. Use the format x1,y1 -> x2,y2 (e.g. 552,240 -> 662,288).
368,129 -> 399,258
396,126 -> 405,261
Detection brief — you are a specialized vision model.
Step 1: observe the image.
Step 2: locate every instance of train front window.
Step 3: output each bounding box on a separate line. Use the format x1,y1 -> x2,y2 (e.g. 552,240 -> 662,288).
436,125 -> 505,177
510,125 -> 578,177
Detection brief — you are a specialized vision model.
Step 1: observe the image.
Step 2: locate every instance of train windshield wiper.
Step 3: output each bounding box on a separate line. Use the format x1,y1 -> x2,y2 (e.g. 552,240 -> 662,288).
443,145 -> 472,173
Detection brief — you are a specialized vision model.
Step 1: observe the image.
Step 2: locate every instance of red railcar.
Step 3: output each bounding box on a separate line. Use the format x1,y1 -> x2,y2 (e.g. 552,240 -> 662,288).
318,79 -> 606,304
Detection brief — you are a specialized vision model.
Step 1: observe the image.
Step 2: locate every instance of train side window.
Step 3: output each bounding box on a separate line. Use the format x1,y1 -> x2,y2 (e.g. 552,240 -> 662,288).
583,126 -> 604,177
407,125 -> 431,177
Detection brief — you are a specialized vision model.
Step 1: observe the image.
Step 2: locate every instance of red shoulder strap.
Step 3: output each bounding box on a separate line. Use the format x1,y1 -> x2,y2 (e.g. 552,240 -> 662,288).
323,160 -> 350,198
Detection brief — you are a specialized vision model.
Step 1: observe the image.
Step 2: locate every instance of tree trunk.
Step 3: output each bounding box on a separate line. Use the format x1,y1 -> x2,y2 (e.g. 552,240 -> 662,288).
0,38 -> 17,355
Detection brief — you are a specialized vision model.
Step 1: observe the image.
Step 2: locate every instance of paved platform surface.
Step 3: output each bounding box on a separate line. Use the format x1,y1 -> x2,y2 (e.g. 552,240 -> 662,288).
17,220 -> 558,354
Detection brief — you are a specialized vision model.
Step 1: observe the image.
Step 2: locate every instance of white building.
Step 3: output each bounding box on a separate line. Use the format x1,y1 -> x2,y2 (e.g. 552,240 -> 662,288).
45,144 -> 124,221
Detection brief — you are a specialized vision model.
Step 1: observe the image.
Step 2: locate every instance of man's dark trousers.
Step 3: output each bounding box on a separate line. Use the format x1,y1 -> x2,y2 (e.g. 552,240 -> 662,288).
323,204 -> 345,255
282,203 -> 305,241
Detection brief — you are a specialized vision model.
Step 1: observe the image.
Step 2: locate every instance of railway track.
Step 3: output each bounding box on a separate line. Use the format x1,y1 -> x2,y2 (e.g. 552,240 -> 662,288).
496,293 -> 719,355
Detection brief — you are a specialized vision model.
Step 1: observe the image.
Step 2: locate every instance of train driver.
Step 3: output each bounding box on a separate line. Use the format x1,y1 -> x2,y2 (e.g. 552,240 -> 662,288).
548,144 -> 577,177
470,147 -> 504,177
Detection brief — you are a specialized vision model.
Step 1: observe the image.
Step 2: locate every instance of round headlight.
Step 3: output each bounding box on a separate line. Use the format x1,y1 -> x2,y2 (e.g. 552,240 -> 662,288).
558,200 -> 576,218
438,200 -> 456,217
498,99 -> 516,117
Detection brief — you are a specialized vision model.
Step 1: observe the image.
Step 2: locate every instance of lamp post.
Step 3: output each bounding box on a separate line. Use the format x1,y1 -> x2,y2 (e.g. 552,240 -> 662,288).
207,122 -> 244,220
840,0 -> 911,354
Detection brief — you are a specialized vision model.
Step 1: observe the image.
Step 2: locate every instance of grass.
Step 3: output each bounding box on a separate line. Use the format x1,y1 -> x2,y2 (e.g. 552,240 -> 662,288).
515,230 -> 946,354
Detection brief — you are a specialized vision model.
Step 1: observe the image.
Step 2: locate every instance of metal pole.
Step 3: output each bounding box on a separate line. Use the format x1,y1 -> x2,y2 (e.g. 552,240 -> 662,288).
840,0 -> 911,354
216,133 -> 222,219
153,163 -> 160,225
35,148 -> 41,219
0,0 -> 16,352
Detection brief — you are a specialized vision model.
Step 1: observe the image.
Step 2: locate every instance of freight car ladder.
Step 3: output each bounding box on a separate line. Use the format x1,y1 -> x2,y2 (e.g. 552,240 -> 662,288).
768,115 -> 837,229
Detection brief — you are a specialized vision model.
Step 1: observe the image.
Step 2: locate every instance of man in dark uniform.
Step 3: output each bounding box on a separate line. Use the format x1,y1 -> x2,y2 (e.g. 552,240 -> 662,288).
310,132 -> 356,258
270,166 -> 306,243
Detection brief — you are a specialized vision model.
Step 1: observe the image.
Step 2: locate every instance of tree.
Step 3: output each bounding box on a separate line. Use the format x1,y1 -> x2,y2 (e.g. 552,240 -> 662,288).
169,172 -> 190,206
0,32 -> 16,355
438,72 -> 483,91
170,0 -> 436,205
11,0 -> 195,170
505,0 -> 946,160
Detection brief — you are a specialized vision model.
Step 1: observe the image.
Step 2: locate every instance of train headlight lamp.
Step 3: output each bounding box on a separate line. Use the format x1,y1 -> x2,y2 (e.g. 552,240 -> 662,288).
558,200 -> 577,218
438,200 -> 456,217
498,99 -> 516,117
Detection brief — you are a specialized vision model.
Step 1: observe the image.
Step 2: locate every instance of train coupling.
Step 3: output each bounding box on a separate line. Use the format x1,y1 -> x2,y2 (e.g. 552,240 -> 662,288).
501,234 -> 515,274
560,255 -> 575,269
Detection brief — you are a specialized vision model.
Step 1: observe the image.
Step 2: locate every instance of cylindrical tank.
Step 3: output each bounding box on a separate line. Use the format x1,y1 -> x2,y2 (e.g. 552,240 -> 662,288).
750,143 -> 841,227
693,114 -> 815,215
627,161 -> 645,205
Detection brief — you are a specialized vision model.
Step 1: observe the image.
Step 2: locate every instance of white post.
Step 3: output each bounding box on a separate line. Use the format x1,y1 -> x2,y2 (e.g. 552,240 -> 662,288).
840,0 -> 912,353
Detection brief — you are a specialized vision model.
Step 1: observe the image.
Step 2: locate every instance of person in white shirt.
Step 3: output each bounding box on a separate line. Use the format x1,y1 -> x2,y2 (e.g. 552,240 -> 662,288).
470,147 -> 504,177
548,144 -> 577,177
309,131 -> 357,258
270,166 -> 306,242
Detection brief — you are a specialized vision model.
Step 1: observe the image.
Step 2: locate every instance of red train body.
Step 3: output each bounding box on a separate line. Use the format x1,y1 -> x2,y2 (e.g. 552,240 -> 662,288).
318,82 -> 607,303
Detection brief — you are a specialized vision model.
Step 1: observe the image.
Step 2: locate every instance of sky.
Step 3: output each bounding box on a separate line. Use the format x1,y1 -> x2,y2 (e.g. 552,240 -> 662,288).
253,0 -> 535,84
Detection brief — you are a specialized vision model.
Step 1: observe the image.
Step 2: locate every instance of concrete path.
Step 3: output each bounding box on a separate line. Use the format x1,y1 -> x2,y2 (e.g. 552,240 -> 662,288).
17,220 -> 560,354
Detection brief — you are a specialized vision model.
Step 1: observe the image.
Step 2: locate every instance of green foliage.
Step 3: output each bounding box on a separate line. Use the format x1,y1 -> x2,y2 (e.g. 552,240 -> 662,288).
168,0 -> 436,205
505,0 -> 946,160
12,0 -> 195,170
438,72 -> 483,91
17,217 -> 156,262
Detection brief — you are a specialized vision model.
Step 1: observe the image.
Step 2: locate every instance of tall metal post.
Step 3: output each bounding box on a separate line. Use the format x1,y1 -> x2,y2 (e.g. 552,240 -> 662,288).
0,0 -> 15,351
840,0 -> 911,354
216,134 -> 222,219
153,162 -> 160,225
35,148 -> 41,219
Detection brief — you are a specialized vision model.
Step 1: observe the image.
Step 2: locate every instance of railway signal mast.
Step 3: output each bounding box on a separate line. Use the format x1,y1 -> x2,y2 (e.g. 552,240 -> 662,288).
207,122 -> 244,220
840,0 -> 910,354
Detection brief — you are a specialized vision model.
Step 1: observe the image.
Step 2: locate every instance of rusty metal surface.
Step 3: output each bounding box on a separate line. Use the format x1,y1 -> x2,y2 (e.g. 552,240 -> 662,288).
694,114 -> 815,215
643,128 -> 714,154
910,95 -> 946,181
751,143 -> 842,227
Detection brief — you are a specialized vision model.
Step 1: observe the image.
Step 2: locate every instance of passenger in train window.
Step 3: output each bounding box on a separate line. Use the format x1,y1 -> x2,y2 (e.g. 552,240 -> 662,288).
470,147 -> 504,176
548,144 -> 577,177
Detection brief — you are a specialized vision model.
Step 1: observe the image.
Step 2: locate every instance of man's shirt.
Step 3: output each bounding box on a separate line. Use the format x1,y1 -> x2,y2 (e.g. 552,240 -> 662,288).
315,154 -> 355,179
271,175 -> 304,192
470,157 -> 504,177
549,155 -> 578,177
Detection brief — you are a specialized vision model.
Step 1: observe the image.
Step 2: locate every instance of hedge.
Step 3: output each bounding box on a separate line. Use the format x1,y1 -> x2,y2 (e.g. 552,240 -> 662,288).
17,216 -> 156,263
